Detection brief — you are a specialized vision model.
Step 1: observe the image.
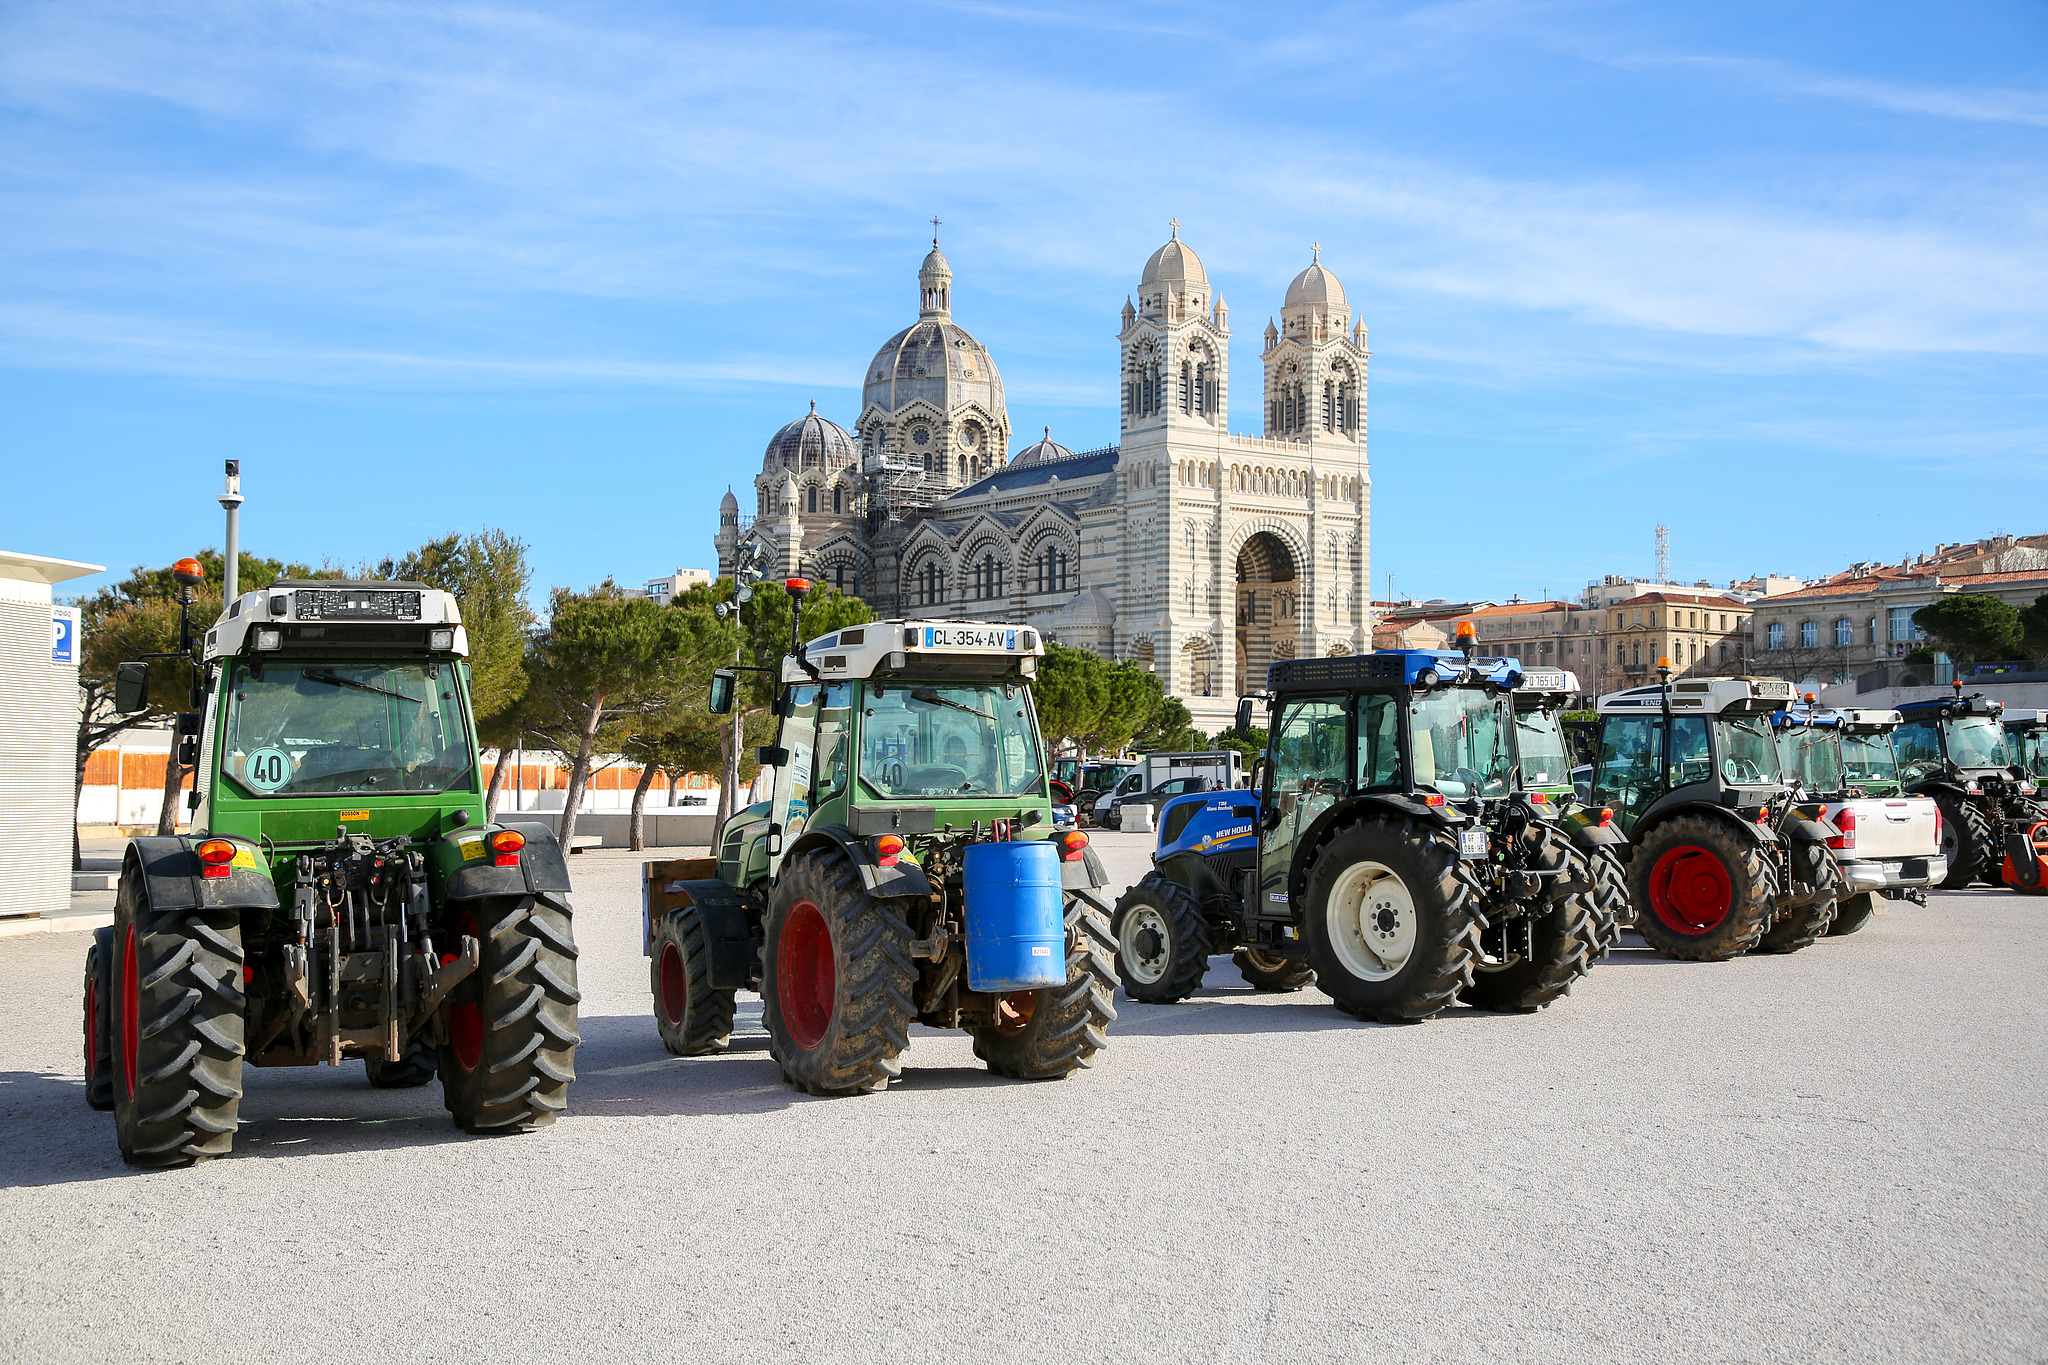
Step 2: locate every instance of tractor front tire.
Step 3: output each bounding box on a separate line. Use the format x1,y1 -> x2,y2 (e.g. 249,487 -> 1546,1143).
1301,815 -> 1481,1024
1937,796 -> 1994,889
762,850 -> 916,1096
1629,816 -> 1778,961
438,893 -> 580,1134
111,865 -> 245,1167
1829,892 -> 1879,936
971,892 -> 1118,1080
1234,947 -> 1315,992
1754,843 -> 1841,954
1111,872 -> 1211,1003
365,1032 -> 438,1088
651,905 -> 738,1055
1462,830 -> 1601,1013
1584,843 -> 1632,955
83,926 -> 114,1111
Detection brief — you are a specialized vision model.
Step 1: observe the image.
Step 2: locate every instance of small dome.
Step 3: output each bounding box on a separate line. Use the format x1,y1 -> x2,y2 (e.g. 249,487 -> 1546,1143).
1012,426 -> 1074,467
1284,260 -> 1345,311
920,246 -> 952,281
763,403 -> 858,473
719,487 -> 739,511
1140,227 -> 1207,289
1054,586 -> 1117,629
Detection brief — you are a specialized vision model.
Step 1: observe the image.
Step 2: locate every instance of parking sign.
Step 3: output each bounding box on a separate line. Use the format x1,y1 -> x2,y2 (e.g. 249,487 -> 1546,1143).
52,607 -> 78,665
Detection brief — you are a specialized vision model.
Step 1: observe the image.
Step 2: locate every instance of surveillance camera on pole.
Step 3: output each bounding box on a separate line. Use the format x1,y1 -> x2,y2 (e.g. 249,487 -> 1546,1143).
219,460 -> 244,602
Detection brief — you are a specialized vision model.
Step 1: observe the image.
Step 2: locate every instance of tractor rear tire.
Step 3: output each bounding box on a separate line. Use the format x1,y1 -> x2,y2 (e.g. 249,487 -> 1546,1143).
1937,795 -> 1994,889
650,905 -> 738,1055
1301,815 -> 1481,1024
1233,947 -> 1314,992
1462,830 -> 1600,1013
438,893 -> 580,1134
971,892 -> 1118,1079
365,1033 -> 438,1088
1829,892 -> 1878,936
762,849 -> 916,1096
1629,815 -> 1779,962
1754,843 -> 1840,954
111,864 -> 245,1167
1585,843 -> 1631,955
1111,872 -> 1210,1003
83,926 -> 114,1111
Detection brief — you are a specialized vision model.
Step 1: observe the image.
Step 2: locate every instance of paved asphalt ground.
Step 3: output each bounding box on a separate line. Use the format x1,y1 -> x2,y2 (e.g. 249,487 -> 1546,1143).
2,832 -> 2044,1364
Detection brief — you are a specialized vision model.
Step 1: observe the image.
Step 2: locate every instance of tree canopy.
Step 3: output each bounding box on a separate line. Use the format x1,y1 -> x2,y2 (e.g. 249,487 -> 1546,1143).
1912,594 -> 2024,663
371,529 -> 535,724
1034,644 -> 1204,754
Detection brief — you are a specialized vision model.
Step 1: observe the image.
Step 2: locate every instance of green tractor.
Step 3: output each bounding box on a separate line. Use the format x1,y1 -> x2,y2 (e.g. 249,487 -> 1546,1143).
1510,667 -> 1629,958
642,584 -> 1117,1094
82,567 -> 579,1167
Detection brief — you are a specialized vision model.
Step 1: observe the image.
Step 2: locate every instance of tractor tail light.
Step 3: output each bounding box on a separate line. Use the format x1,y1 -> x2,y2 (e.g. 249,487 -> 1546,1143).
1059,831 -> 1090,862
195,838 -> 235,879
1598,807 -> 1614,828
489,829 -> 525,867
873,835 -> 905,867
1828,807 -> 1856,851
1422,794 -> 1446,808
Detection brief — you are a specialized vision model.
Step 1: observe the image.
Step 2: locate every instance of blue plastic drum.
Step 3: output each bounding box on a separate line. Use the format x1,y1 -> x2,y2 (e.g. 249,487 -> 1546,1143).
962,841 -> 1068,992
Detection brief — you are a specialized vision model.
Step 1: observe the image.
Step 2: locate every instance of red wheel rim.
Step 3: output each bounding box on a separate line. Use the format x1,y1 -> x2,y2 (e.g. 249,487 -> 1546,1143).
658,941 -> 689,1026
776,900 -> 834,1052
449,909 -> 483,1073
120,924 -> 139,1099
1648,845 -> 1734,934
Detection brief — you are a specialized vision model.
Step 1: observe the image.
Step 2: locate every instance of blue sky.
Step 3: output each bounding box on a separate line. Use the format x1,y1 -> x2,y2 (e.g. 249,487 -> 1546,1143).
2,0 -> 2043,605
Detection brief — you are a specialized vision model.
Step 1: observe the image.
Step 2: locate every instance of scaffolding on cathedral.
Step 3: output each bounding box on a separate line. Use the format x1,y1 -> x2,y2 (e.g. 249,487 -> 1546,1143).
862,451 -> 941,525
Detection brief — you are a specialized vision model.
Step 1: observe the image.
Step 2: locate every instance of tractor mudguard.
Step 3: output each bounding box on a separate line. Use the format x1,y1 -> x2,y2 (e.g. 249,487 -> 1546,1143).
1282,793 -> 1470,908
788,826 -> 935,899
126,836 -> 280,914
1063,843 -> 1109,891
1781,814 -> 1836,844
1635,803 -> 1776,854
1564,819 -> 1626,848
1154,847 -> 1247,906
445,822 -> 571,900
651,879 -> 757,988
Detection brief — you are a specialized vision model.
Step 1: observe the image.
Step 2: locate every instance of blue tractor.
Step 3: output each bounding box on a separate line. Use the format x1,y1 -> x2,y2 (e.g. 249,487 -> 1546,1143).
1110,644 -> 1618,1022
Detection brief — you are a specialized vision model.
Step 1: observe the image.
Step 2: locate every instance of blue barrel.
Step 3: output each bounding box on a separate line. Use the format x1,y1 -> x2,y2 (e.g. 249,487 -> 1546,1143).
962,841 -> 1068,992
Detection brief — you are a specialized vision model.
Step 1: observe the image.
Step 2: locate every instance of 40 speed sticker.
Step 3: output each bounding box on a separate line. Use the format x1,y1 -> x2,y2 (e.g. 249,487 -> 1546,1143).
243,747 -> 295,792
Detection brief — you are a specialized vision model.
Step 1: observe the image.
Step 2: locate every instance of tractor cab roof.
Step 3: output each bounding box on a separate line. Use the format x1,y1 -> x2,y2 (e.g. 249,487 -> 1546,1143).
1596,675 -> 1793,718
1265,648 -> 1522,696
782,619 -> 1044,685
204,581 -> 468,662
1895,691 -> 2004,722
2004,708 -> 2044,731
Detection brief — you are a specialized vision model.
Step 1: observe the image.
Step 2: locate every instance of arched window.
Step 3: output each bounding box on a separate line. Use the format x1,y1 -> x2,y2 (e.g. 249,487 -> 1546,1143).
1834,618 -> 1853,647
1179,359 -> 1192,414
1031,544 -> 1069,594
971,553 -> 1005,600
806,485 -> 817,514
916,561 -> 945,607
832,485 -> 842,514
1767,622 -> 1785,649
1800,620 -> 1819,648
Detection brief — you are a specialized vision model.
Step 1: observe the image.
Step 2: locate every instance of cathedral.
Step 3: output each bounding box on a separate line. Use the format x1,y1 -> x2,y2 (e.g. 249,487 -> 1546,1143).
714,225 -> 1372,734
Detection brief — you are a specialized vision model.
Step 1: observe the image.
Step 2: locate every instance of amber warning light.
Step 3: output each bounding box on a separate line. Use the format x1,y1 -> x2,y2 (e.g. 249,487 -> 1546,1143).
1455,621 -> 1476,641
489,829 -> 525,866
195,838 -> 235,879
172,557 -> 206,587
785,578 -> 812,593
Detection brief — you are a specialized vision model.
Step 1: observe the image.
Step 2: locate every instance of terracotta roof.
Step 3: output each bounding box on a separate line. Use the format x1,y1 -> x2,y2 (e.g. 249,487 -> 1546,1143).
1460,600 -> 1573,619
1607,591 -> 1745,609
1771,574 -> 1942,601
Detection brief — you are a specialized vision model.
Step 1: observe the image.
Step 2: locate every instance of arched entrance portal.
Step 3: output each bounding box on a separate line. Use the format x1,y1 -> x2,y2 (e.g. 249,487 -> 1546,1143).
1235,532 -> 1298,696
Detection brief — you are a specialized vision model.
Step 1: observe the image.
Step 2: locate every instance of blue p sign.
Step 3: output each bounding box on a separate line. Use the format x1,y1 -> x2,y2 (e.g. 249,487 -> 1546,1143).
52,608 -> 77,665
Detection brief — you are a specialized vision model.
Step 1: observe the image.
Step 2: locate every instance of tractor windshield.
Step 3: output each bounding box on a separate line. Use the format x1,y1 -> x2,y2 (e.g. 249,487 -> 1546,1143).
1776,726 -> 1844,795
1841,731 -> 1902,795
1512,709 -> 1574,787
1945,716 -> 2011,769
1409,687 -> 1512,799
858,681 -> 1044,798
1714,717 -> 1782,786
221,661 -> 473,796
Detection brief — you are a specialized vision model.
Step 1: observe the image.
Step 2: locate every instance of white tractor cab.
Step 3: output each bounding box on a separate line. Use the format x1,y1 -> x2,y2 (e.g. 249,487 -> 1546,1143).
1771,701 -> 1944,935
1095,750 -> 1244,830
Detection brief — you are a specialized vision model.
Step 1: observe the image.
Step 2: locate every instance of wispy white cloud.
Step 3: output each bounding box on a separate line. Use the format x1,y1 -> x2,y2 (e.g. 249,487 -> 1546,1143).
1617,51 -> 2048,129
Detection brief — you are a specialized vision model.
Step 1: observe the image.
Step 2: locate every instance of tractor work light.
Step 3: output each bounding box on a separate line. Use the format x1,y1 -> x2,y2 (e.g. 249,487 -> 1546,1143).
1058,831 -> 1090,862
429,628 -> 455,651
195,838 -> 236,879
1455,621 -> 1476,641
1657,657 -> 1672,669
785,578 -> 812,593
254,628 -> 283,651
489,829 -> 526,866
873,834 -> 905,867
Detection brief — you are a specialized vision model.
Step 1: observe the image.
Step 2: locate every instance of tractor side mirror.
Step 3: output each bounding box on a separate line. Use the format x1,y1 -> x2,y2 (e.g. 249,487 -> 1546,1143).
177,737 -> 198,767
1234,697 -> 1254,733
757,745 -> 789,769
708,669 -> 735,715
114,661 -> 150,714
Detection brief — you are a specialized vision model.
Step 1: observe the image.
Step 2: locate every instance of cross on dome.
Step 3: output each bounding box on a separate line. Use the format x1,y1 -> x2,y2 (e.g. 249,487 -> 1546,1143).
931,215 -> 942,247
1169,217 -> 1180,238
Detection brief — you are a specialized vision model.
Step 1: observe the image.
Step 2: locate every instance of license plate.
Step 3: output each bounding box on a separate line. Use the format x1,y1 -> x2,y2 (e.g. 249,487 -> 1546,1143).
923,626 -> 1017,650
1459,829 -> 1489,859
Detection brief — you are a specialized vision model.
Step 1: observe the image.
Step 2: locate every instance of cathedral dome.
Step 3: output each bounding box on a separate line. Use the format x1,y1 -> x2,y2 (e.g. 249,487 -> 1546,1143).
763,403 -> 858,473
862,319 -> 1005,424
1140,227 -> 1207,289
1012,426 -> 1074,467
1284,249 -> 1346,311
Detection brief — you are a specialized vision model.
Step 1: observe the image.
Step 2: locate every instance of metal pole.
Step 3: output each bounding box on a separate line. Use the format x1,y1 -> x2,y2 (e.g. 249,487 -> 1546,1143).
219,460 -> 244,604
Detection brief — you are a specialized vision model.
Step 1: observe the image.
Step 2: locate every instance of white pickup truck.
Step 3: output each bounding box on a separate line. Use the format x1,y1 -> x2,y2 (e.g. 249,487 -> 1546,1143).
1775,706 -> 1945,935
1095,750 -> 1244,830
